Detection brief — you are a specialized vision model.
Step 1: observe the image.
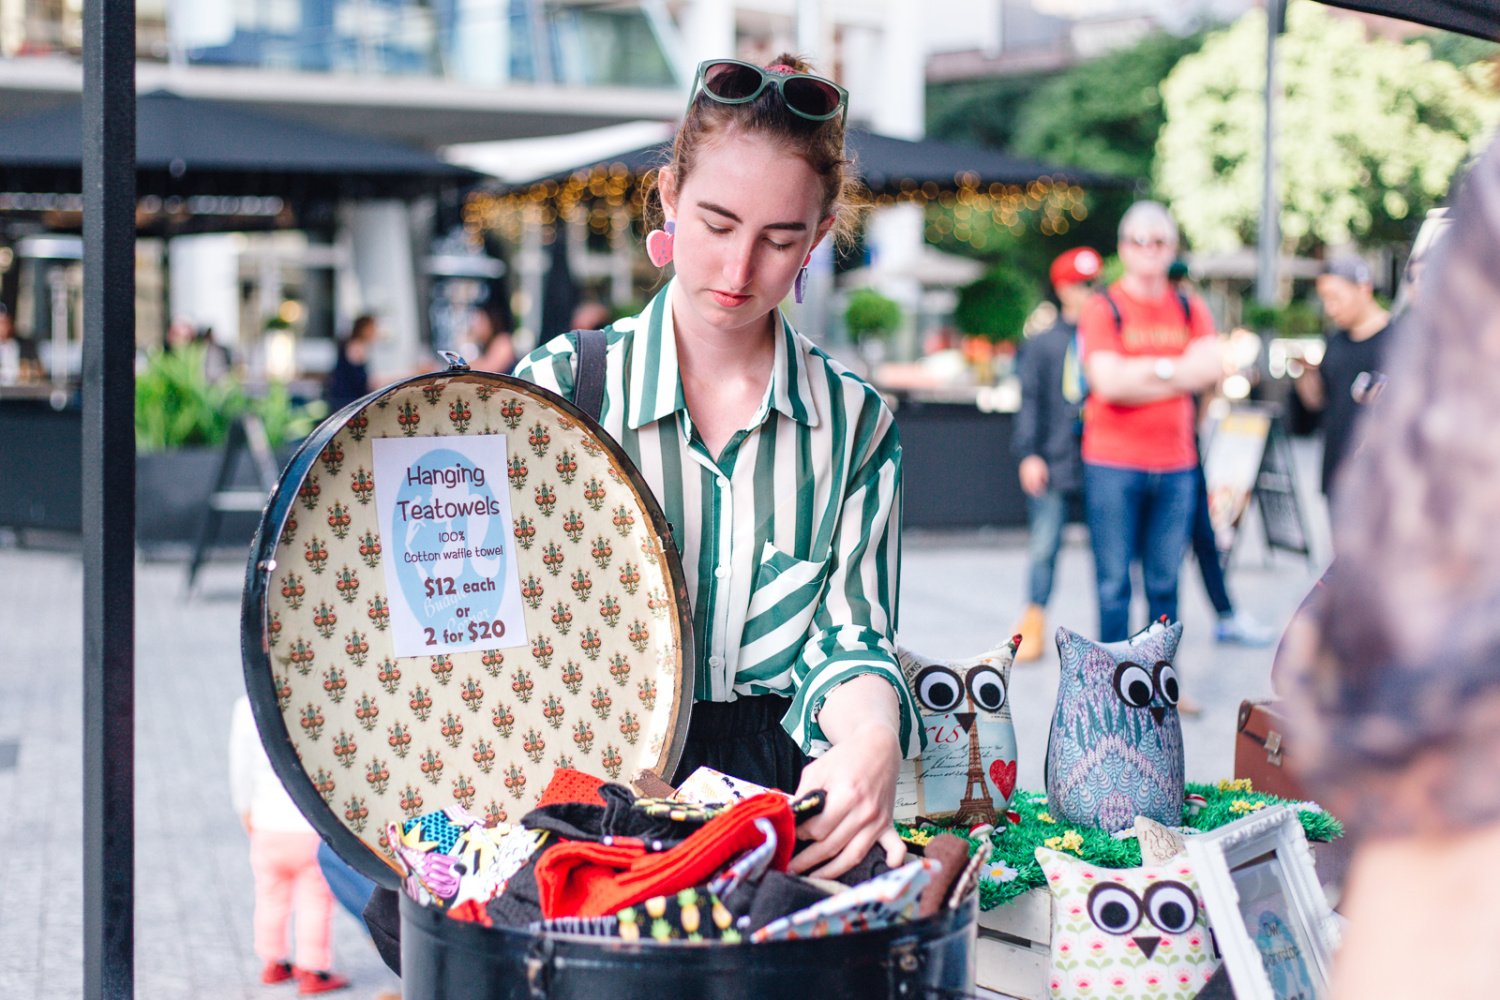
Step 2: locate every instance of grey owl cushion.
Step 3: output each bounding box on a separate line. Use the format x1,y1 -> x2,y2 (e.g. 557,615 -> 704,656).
1044,620 -> 1185,832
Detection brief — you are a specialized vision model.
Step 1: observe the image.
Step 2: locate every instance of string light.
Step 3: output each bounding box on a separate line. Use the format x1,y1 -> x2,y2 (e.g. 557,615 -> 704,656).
462,165 -> 1090,252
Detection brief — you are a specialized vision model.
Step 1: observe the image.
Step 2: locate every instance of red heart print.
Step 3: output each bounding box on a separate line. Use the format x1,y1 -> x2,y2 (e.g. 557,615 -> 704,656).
989,759 -> 1017,800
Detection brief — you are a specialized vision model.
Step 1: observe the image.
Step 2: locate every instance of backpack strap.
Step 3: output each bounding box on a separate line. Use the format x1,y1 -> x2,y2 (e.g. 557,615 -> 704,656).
570,328 -> 607,422
1105,288 -> 1195,331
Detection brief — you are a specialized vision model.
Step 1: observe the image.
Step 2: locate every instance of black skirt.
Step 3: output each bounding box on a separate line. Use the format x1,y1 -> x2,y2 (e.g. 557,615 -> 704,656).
670,694 -> 810,795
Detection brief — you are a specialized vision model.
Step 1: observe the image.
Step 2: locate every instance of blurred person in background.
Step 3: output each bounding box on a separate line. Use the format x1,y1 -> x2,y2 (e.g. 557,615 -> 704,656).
1077,202 -> 1223,642
1011,246 -> 1099,661
230,696 -> 349,994
324,314 -> 378,413
569,299 -> 612,333
1277,135 -> 1500,999
1295,255 -> 1394,495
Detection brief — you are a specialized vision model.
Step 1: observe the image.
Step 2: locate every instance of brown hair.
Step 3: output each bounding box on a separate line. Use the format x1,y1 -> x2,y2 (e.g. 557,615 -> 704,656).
646,53 -> 865,248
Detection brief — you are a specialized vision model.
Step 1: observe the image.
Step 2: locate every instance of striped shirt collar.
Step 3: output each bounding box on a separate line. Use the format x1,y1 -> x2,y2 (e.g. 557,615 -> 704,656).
625,280 -> 820,432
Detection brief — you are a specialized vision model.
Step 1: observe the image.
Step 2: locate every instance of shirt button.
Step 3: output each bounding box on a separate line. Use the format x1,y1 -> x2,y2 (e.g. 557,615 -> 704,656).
708,655 -> 725,668
714,565 -> 728,579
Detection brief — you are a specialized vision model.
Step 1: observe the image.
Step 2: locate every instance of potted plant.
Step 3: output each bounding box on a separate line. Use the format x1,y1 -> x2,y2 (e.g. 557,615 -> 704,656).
844,288 -> 903,369
135,344 -> 323,545
954,266 -> 1036,380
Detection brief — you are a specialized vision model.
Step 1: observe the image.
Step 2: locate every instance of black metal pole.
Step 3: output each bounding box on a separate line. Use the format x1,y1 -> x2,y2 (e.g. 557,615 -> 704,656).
82,1 -> 136,998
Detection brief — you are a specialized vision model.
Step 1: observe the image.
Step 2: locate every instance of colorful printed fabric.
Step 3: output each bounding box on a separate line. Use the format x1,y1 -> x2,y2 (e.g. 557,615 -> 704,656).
523,782 -> 705,848
1036,847 -> 1219,1000
670,766 -> 774,807
750,858 -> 936,943
616,887 -> 743,943
514,283 -> 921,758
535,887 -> 743,943
450,825 -> 549,909
401,806 -> 483,856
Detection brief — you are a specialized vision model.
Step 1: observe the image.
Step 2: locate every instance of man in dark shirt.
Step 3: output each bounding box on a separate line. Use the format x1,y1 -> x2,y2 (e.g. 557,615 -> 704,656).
1011,247 -> 1101,661
1298,256 -> 1394,494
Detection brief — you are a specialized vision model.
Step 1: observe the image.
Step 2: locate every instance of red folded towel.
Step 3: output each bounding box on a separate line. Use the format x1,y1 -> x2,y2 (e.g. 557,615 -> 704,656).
535,792 -> 794,918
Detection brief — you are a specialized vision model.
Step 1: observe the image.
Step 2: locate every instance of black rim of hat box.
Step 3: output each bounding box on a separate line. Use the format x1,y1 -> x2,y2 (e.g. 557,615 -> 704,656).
241,363 -> 696,888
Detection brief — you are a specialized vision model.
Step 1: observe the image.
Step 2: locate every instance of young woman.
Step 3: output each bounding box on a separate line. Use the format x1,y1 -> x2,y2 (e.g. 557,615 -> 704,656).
514,54 -> 922,880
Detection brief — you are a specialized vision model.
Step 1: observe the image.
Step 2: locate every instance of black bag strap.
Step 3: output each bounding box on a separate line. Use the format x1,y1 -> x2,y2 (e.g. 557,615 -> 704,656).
571,328 -> 607,422
1103,288 -> 1193,333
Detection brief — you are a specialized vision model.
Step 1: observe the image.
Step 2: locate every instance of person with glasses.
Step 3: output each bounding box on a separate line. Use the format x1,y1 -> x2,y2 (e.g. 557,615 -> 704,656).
513,55 -> 919,880
1011,247 -> 1101,662
1076,201 -> 1224,642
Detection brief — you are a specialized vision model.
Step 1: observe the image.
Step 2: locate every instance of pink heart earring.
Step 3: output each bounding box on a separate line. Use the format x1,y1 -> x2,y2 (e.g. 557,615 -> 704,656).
646,220 -> 675,268
794,252 -> 812,304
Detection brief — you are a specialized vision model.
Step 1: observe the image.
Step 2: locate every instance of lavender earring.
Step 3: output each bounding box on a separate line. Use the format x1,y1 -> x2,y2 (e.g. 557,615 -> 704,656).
646,220 -> 676,268
794,252 -> 812,304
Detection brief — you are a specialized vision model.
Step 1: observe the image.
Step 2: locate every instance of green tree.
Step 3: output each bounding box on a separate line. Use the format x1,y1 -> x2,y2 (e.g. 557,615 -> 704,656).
1010,29 -> 1207,182
1156,1 -> 1500,254
924,29 -> 1206,280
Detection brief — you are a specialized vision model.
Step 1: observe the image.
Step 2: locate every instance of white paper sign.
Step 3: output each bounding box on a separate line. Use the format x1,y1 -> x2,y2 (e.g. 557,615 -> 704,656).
371,435 -> 529,658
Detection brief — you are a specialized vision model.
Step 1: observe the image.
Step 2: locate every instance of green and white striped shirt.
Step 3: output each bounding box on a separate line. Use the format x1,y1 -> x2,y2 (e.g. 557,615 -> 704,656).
513,282 -> 922,759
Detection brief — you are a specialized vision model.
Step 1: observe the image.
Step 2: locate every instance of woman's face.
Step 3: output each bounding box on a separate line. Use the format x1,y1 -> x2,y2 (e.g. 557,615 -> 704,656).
660,130 -> 832,341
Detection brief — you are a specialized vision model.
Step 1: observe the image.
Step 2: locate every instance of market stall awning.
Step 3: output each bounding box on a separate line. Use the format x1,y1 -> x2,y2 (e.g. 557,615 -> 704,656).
1312,0 -> 1499,38
0,90 -> 487,233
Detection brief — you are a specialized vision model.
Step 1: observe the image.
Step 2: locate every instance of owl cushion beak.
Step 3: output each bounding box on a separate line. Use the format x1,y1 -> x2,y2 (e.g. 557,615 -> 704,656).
1134,935 -> 1161,959
1150,706 -> 1165,724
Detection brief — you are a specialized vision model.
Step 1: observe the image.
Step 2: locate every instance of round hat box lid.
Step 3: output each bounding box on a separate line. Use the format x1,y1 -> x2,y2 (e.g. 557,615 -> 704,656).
241,362 -> 694,887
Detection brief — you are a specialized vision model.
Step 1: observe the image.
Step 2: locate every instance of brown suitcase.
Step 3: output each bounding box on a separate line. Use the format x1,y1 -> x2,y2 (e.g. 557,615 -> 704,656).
1234,699 -> 1308,802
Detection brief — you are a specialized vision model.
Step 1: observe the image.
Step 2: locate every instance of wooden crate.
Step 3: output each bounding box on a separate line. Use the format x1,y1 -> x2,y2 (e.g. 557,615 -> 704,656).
975,887 -> 1052,1000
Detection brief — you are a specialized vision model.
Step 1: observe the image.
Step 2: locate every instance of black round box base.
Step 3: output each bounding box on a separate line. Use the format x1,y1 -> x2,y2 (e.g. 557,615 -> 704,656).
399,892 -> 977,999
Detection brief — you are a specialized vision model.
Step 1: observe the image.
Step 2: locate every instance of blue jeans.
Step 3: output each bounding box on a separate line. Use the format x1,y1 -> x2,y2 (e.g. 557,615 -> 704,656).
1190,463 -> 1233,616
317,839 -> 375,927
1025,488 -> 1076,607
1083,463 -> 1197,642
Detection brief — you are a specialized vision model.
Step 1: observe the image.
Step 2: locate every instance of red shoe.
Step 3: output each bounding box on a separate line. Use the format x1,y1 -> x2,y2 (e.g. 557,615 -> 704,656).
260,960 -> 295,985
296,969 -> 351,995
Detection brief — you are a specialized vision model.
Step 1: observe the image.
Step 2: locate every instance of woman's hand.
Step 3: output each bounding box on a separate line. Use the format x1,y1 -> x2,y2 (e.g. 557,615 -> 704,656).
788,675 -> 907,879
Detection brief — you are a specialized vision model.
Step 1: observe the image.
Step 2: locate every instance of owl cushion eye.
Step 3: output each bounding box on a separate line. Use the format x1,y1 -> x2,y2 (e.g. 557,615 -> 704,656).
1113,662 -> 1154,708
1153,661 -> 1180,706
1087,883 -> 1143,935
966,665 -> 1007,712
914,664 -> 964,713
1144,881 -> 1198,934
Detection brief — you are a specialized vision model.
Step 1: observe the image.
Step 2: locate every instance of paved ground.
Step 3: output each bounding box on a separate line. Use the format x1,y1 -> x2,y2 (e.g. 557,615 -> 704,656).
0,442 -> 1329,999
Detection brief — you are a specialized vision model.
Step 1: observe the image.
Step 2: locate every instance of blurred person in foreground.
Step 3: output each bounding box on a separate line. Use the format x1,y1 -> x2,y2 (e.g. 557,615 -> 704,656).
1277,139 -> 1500,997
1295,255 -> 1394,495
1011,246 -> 1099,661
1077,202 -> 1223,642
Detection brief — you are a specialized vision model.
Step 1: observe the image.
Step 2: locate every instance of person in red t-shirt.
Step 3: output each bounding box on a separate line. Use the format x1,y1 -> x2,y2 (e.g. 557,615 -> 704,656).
1077,202 -> 1223,641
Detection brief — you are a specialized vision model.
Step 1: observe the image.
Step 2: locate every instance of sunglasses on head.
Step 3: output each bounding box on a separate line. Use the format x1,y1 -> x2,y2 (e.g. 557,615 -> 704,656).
689,58 -> 849,123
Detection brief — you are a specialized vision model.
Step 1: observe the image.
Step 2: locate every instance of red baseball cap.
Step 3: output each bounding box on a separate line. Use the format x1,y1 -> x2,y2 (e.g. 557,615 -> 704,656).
1050,247 -> 1102,288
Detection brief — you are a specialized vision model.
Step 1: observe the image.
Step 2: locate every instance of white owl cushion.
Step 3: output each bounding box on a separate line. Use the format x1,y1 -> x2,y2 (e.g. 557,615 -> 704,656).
1037,847 -> 1219,1000
894,637 -> 1019,826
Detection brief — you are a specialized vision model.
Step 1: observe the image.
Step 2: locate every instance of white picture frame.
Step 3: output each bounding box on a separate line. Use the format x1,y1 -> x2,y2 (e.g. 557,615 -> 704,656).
1185,805 -> 1340,1000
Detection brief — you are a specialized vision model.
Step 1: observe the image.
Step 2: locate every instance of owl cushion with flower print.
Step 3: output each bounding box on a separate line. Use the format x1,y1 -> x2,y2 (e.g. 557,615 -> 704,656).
893,637 -> 1019,826
1037,847 -> 1219,1000
1045,621 -> 1185,832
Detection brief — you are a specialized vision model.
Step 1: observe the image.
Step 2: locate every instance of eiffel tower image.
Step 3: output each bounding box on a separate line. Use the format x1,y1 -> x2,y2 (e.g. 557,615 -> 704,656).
951,709 -> 997,828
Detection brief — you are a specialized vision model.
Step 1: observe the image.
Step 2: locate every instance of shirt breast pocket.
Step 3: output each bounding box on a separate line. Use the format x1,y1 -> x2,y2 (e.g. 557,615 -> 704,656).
738,542 -> 830,674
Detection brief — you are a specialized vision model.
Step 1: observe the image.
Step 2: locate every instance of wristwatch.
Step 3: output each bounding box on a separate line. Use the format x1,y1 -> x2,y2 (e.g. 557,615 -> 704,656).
1154,357 -> 1177,381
